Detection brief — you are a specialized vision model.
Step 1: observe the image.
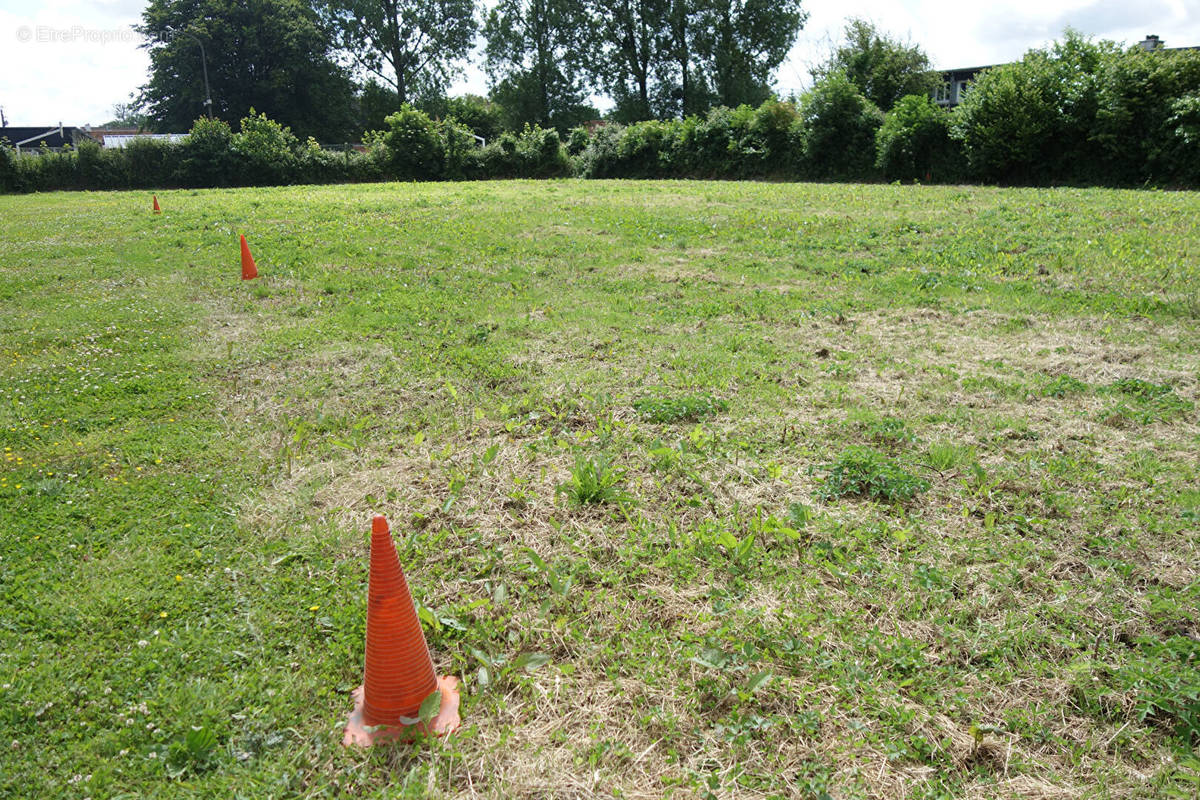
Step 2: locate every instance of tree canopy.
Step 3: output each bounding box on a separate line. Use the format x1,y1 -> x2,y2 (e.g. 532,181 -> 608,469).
814,18 -> 938,112
593,0 -> 806,121
484,0 -> 598,130
322,0 -> 478,106
138,0 -> 357,140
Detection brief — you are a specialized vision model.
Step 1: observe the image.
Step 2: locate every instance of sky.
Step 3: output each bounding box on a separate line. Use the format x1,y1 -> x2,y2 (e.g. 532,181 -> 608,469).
1,0 -> 1198,127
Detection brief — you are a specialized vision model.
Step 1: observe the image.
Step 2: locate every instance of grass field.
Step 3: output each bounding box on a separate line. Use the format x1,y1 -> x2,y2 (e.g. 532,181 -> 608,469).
1,180 -> 1198,799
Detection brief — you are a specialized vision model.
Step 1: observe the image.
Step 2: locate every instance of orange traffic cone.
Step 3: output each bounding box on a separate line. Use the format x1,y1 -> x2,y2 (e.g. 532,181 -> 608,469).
239,234 -> 258,280
343,515 -> 460,746
152,194 -> 161,214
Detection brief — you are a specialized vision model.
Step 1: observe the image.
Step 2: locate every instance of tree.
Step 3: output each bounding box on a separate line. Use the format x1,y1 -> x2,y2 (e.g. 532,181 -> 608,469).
592,0 -> 805,121
105,96 -> 153,129
815,18 -> 938,112
323,0 -> 477,107
692,0 -> 806,110
422,94 -> 507,141
658,0 -> 707,117
593,0 -> 670,122
358,79 -> 404,133
484,0 -> 597,131
138,0 -> 357,141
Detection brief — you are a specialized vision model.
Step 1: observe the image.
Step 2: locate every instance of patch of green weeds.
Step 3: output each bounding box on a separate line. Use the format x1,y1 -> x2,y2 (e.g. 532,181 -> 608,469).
815,446 -> 931,503
925,441 -> 975,471
962,373 -> 1027,398
633,393 -> 728,424
557,454 -> 630,506
864,416 -> 917,448
1110,378 -> 1174,399
1042,374 -> 1088,398
1100,379 -> 1193,425
1070,635 -> 1200,747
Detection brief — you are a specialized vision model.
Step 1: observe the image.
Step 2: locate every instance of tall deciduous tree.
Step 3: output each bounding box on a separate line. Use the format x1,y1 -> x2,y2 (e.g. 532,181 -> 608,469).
658,0 -> 707,116
814,18 -> 939,112
484,0 -> 597,130
323,0 -> 478,107
693,0 -> 805,109
138,0 -> 356,140
593,0 -> 670,121
594,0 -> 805,121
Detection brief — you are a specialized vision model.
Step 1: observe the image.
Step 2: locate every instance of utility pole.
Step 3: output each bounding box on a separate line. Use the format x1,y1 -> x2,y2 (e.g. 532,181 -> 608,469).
1,106 -> 7,127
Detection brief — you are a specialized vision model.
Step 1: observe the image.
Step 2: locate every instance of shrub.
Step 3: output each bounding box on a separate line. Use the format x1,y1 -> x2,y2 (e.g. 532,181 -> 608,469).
233,111 -> 299,185
440,118 -> 477,179
444,94 -> 505,142
472,125 -> 569,179
798,72 -> 883,181
1095,47 -> 1200,185
120,137 -> 176,188
566,126 -> 591,157
692,105 -> 756,177
380,105 -> 443,180
175,117 -> 235,187
953,33 -> 1112,184
0,140 -> 19,192
616,119 -> 680,178
1167,92 -> 1200,183
75,139 -> 111,189
529,126 -> 569,177
746,100 -> 802,175
24,147 -> 76,191
875,94 -> 962,181
577,123 -> 624,178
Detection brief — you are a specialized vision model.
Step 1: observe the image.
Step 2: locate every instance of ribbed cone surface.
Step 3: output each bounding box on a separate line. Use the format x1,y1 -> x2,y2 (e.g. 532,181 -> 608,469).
361,515 -> 438,727
240,235 -> 258,280
152,195 -> 161,213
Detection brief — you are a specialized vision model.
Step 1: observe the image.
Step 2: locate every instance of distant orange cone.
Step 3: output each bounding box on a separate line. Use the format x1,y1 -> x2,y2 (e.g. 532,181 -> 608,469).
152,194 -> 161,214
343,515 -> 460,746
239,234 -> 258,280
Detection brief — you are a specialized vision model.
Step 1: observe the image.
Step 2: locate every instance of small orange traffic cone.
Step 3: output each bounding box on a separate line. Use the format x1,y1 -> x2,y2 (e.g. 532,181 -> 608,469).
343,515 -> 460,746
152,194 -> 161,214
239,234 -> 258,280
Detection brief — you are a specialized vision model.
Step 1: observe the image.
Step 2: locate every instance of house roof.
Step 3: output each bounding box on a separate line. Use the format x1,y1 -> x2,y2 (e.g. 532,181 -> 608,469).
0,126 -> 86,148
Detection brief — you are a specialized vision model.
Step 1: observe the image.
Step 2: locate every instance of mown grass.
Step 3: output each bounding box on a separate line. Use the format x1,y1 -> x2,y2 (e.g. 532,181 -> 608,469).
1,180 -> 1198,799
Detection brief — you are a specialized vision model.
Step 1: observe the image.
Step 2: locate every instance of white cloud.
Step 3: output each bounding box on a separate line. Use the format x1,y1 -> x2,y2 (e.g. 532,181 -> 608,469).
1,1 -> 150,126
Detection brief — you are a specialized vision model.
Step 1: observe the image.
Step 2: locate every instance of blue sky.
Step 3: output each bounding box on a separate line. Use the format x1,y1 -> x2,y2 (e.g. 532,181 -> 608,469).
1,0 -> 1197,127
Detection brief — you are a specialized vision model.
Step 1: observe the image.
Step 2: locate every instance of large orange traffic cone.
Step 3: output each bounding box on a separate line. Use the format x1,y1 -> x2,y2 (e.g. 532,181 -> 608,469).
152,194 -> 161,214
343,515 -> 460,746
239,234 -> 258,280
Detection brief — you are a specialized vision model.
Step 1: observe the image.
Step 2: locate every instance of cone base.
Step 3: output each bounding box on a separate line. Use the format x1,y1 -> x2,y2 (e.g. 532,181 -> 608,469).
342,675 -> 461,747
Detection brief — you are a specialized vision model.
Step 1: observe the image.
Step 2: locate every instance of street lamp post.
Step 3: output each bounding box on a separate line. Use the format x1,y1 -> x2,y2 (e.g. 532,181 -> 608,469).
180,30 -> 214,118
